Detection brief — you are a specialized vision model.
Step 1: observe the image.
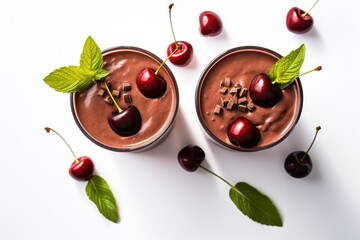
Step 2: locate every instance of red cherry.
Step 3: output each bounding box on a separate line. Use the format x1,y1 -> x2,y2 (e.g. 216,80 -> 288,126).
136,68 -> 167,98
286,0 -> 318,34
108,106 -> 142,136
69,156 -> 95,181
45,127 -> 95,181
199,11 -> 223,36
177,144 -> 205,172
249,73 -> 283,107
166,4 -> 193,66
227,117 -> 261,148
167,41 -> 193,66
284,126 -> 321,178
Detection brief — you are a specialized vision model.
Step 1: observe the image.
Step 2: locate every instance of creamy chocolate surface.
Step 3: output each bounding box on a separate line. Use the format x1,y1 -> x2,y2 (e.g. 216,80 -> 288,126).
196,47 -> 302,151
72,47 -> 178,151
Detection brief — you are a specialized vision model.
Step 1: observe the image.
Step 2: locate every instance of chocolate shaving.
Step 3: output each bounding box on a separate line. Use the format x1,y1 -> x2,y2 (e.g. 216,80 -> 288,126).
224,77 -> 231,87
238,97 -> 247,104
100,81 -> 111,90
104,95 -> 113,105
112,89 -> 121,98
226,99 -> 235,110
220,98 -> 228,107
229,87 -> 240,95
97,89 -> 105,97
219,87 -> 228,94
238,104 -> 247,112
247,101 -> 255,111
239,87 -> 248,97
214,104 -> 223,115
124,93 -> 132,103
122,81 -> 132,91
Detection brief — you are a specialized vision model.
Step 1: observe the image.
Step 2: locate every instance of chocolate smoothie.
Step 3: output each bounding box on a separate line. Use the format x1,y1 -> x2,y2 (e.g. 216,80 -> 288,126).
196,46 -> 303,151
71,47 -> 179,152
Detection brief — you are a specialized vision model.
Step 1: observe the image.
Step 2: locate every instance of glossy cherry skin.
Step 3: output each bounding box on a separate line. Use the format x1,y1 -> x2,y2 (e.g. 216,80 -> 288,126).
69,156 -> 95,181
284,151 -> 313,178
108,106 -> 142,136
167,41 -> 193,66
199,11 -> 223,36
286,7 -> 314,34
137,68 -> 167,98
178,144 -> 205,172
249,73 -> 283,107
227,117 -> 261,148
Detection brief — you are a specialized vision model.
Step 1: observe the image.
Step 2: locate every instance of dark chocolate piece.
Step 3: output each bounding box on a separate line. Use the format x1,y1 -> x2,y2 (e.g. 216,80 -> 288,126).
224,77 -> 231,87
123,81 -> 132,91
239,87 -> 248,97
219,87 -> 228,94
124,93 -> 132,103
226,99 -> 235,110
220,98 -> 228,107
247,101 -> 255,111
214,104 -> 223,115
238,97 -> 247,104
104,95 -> 113,105
238,104 -> 247,112
112,89 -> 121,98
97,89 -> 105,97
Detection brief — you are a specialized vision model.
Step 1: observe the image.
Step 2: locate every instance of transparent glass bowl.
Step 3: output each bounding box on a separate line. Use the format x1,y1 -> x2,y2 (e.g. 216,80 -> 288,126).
195,46 -> 303,152
71,46 -> 179,152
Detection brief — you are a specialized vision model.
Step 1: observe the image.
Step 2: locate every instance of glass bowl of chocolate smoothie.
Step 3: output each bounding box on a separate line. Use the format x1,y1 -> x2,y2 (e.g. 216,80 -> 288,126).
196,46 -> 303,152
71,46 -> 179,152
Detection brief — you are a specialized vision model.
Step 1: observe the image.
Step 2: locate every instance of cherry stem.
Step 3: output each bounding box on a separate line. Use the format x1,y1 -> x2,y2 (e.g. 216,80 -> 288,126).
154,3 -> 179,75
199,165 -> 234,188
44,127 -> 79,163
302,0 -> 319,17
168,3 -> 178,49
298,66 -> 322,78
300,126 -> 321,162
103,79 -> 122,113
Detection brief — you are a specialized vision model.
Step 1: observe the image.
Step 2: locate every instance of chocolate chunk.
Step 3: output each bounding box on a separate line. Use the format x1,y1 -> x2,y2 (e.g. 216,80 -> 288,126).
97,89 -> 105,97
238,97 -> 247,104
247,101 -> 255,111
220,98 -> 228,107
238,104 -> 247,112
122,81 -> 132,91
229,86 -> 240,95
226,98 -> 235,110
239,87 -> 248,97
214,104 -> 223,115
112,89 -> 121,98
220,80 -> 225,87
100,81 -> 111,90
219,87 -> 228,94
104,95 -> 113,105
232,94 -> 238,103
224,77 -> 231,87
124,93 -> 132,103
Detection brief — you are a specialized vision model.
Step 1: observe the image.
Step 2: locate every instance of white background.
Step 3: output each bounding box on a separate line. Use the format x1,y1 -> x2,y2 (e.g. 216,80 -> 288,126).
1,0 -> 359,239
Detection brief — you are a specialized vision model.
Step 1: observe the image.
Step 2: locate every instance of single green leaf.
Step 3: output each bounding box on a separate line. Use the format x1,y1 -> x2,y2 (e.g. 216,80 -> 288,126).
43,66 -> 95,93
80,36 -> 104,71
269,44 -> 306,89
86,175 -> 120,223
229,182 -> 283,227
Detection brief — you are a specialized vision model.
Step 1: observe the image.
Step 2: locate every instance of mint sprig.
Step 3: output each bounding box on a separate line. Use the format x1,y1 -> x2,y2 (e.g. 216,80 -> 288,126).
269,44 -> 306,89
44,36 -> 108,93
86,175 -> 120,223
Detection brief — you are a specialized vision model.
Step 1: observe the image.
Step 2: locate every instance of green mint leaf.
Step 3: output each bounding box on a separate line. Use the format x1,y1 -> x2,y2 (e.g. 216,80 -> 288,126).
43,66 -> 95,93
80,36 -> 104,71
44,36 -> 109,93
269,44 -> 306,89
86,175 -> 119,223
229,182 -> 283,227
